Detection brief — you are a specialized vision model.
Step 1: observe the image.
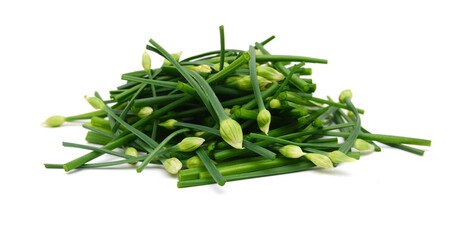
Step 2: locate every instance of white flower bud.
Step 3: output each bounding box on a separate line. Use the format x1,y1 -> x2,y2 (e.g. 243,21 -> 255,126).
163,157 -> 183,174
305,153 -> 334,169
219,118 -> 243,149
186,156 -> 203,169
159,119 -> 178,130
163,51 -> 182,66
353,139 -> 375,152
43,115 -> 66,127
257,109 -> 271,134
137,106 -> 154,119
328,150 -> 356,163
177,137 -> 205,152
256,66 -> 285,81
84,96 -> 105,109
339,89 -> 353,103
142,51 -> 152,73
279,145 -> 305,158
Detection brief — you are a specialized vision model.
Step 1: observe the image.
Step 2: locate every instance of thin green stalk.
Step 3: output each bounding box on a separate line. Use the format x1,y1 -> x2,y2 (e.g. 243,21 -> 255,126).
219,25 -> 225,71
249,46 -> 265,111
206,53 -> 251,84
199,158 -> 299,179
178,161 -> 316,188
63,133 -> 136,171
196,148 -> 226,186
181,49 -> 244,62
121,75 -> 178,88
189,70 -> 229,121
248,133 -> 342,149
338,98 -> 361,154
133,94 -> 186,107
204,55 -> 328,64
62,142 -> 135,160
324,131 -> 431,146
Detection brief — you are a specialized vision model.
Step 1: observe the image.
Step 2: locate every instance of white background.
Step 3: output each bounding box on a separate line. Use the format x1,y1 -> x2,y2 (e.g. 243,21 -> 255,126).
1,0 -> 451,239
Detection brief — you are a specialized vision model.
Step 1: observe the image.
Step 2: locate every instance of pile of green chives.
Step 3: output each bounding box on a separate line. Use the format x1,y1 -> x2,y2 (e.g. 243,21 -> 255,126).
43,26 -> 431,188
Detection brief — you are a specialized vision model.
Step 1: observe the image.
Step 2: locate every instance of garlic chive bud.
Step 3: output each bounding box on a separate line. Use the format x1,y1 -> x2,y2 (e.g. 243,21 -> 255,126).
347,110 -> 355,119
219,118 -> 243,149
212,62 -> 229,72
194,131 -> 205,137
163,51 -> 182,66
225,75 -> 272,91
269,99 -> 282,109
137,106 -> 154,119
312,119 -> 323,128
339,89 -> 353,103
163,157 -> 183,174
43,115 -> 66,127
279,145 -> 305,158
328,150 -> 357,163
84,96 -> 105,109
256,66 -> 285,82
177,137 -> 205,152
125,147 -> 139,165
187,64 -> 212,73
255,50 -> 263,55
142,51 -> 152,73
158,119 -> 178,130
353,139 -> 375,152
257,109 -> 271,134
305,153 -> 334,169
224,108 -> 232,117
186,156 -> 203,169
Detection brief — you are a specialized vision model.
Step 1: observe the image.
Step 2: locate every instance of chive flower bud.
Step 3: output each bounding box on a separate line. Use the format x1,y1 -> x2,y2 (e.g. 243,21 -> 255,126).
186,156 -> 203,169
257,109 -> 271,134
125,147 -> 139,165
194,131 -> 205,137
256,66 -> 285,82
269,99 -> 282,109
224,108 -> 232,117
312,119 -> 323,128
142,51 -> 151,73
158,119 -> 178,130
339,89 -> 353,103
187,65 -> 212,73
137,106 -> 154,119
328,150 -> 356,163
219,118 -> 243,149
212,62 -> 229,72
43,115 -> 66,127
279,145 -> 305,158
177,137 -> 205,152
225,75 -> 272,91
347,110 -> 355,119
163,51 -> 182,66
353,139 -> 375,152
84,96 -> 105,109
305,153 -> 334,169
163,157 -> 183,174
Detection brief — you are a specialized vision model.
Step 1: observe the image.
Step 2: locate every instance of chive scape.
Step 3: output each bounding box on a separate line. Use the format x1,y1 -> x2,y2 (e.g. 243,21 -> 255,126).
196,148 -> 226,186
44,26 -> 430,188
219,25 -> 225,71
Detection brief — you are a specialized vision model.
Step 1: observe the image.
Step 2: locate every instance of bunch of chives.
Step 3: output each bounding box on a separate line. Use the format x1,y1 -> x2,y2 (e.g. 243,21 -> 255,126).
43,25 -> 431,188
